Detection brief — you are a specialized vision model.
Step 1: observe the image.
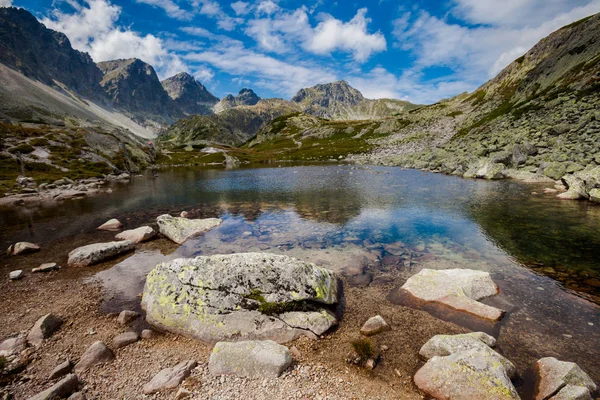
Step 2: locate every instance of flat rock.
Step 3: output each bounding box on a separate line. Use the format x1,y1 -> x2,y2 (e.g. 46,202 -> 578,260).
113,331 -> 139,349
142,253 -> 340,344
156,214 -> 222,244
360,315 -> 391,336
115,226 -> 156,243
414,347 -> 519,400
29,374 -> 79,400
401,268 -> 504,320
535,357 -> 597,400
0,335 -> 26,357
74,341 -> 114,372
419,332 -> 497,359
208,340 -> 292,378
32,262 -> 58,273
97,218 -> 123,231
49,360 -> 73,380
9,270 -> 24,280
117,310 -> 139,325
67,240 -> 134,267
143,360 -> 197,394
13,242 -> 40,255
27,314 -> 63,346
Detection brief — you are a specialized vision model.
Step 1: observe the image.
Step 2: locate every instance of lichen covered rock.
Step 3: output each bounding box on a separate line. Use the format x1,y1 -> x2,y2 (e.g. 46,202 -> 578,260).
141,253 -> 340,343
535,357 -> 597,400
156,214 -> 222,244
67,240 -> 134,267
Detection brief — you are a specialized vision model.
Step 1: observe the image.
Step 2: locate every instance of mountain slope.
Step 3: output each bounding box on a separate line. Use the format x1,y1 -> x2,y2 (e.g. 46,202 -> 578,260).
161,72 -> 219,116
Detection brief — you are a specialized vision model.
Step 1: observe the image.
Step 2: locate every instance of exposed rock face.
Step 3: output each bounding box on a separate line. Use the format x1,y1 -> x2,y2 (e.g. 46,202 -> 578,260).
67,240 -> 135,267
29,374 -> 79,400
360,315 -> 391,336
97,218 -> 123,231
74,341 -> 114,372
208,340 -> 292,378
143,360 -> 197,394
401,268 -> 504,320
115,226 -> 156,243
215,88 -> 261,112
0,8 -> 103,99
162,72 -> 218,116
142,253 -> 340,344
535,357 -> 597,400
292,80 -> 364,119
156,214 -> 222,244
414,333 -> 519,400
27,313 -> 63,346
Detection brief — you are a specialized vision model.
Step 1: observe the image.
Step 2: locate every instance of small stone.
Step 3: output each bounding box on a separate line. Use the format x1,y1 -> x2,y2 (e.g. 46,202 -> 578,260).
115,226 -> 156,243
74,341 -> 115,373
97,218 -> 123,231
113,331 -> 139,349
208,340 -> 292,378
9,270 -> 24,280
29,374 -> 79,400
180,211 -> 189,218
365,359 -> 375,370
290,346 -> 302,359
360,315 -> 391,336
174,388 -> 192,399
32,262 -> 58,273
49,360 -> 73,380
117,310 -> 139,325
143,360 -> 197,394
12,242 -> 40,255
141,329 -> 156,339
27,314 -> 63,346
381,345 -> 389,351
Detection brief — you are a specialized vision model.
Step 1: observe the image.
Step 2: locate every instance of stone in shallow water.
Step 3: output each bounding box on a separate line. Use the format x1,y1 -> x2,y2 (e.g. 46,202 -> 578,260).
535,357 -> 597,400
142,253 -> 340,343
156,214 -> 222,244
208,340 -> 292,378
97,218 -> 123,231
67,240 -> 134,267
401,268 -> 504,320
115,226 -> 156,243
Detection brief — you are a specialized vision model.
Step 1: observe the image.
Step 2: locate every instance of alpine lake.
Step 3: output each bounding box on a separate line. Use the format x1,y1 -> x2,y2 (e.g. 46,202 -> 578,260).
1,164 -> 599,395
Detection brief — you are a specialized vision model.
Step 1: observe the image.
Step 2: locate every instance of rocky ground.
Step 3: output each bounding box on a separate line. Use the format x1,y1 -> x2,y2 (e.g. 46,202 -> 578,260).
0,229 -> 476,399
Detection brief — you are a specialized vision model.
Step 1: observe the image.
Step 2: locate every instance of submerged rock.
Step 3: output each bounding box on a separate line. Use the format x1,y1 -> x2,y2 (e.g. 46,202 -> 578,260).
208,340 -> 292,378
401,268 -> 504,320
67,240 -> 134,267
97,218 -> 123,231
360,315 -> 391,336
535,357 -> 597,400
156,214 -> 222,244
115,226 -> 156,243
143,360 -> 197,394
142,253 -> 340,343
415,333 -> 518,400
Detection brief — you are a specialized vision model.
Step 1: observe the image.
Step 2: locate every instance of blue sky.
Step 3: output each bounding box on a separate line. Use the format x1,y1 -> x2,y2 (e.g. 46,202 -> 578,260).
5,0 -> 600,103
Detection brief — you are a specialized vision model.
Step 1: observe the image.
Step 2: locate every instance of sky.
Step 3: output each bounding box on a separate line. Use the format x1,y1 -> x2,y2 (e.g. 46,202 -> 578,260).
3,0 -> 600,103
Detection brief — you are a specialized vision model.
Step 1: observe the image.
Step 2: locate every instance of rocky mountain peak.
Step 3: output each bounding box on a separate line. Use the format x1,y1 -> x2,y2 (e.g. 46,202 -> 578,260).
161,72 -> 218,116
214,88 -> 261,113
290,80 -> 367,119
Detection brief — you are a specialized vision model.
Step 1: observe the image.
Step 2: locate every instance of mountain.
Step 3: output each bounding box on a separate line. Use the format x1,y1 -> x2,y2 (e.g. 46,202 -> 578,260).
291,80 -> 421,120
214,88 -> 261,113
0,7 -> 104,99
161,72 -> 219,116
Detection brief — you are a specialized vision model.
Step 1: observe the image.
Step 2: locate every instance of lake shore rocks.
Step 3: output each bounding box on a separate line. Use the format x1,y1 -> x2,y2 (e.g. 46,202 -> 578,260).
156,214 -> 222,244
67,240 -> 134,267
115,226 -> 156,243
97,218 -> 122,231
401,268 -> 504,320
208,340 -> 292,378
142,253 -> 340,344
535,357 -> 597,400
414,332 -> 519,400
143,360 -> 197,394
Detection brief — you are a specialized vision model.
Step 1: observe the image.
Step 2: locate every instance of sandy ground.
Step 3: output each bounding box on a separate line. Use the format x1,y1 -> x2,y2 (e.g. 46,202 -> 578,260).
0,234 -> 472,400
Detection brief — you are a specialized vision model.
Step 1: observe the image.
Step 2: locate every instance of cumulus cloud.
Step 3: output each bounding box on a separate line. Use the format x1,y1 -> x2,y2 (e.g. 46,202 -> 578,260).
196,0 -> 242,31
42,0 -> 188,79
231,1 -> 250,16
256,0 -> 279,15
181,26 -> 214,38
0,0 -> 13,7
135,0 -> 190,20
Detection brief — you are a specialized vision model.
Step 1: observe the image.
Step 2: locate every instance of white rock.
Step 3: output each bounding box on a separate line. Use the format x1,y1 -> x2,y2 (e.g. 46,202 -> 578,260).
208,340 -> 292,378
9,270 -> 24,280
115,226 -> 156,243
97,218 -> 123,231
32,262 -> 58,273
67,240 -> 134,267
360,315 -> 391,336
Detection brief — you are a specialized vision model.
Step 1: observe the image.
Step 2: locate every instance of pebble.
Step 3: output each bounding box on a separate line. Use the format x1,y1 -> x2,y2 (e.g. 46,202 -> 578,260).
9,270 -> 24,280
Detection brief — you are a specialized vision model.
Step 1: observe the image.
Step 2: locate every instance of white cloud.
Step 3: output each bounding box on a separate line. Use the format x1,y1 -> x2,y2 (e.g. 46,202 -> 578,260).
183,39 -> 336,96
181,26 -> 214,38
135,0 -> 190,20
42,0 -> 188,79
231,1 -> 250,16
196,0 -> 242,31
192,66 -> 214,82
0,0 -> 13,7
256,0 -> 279,15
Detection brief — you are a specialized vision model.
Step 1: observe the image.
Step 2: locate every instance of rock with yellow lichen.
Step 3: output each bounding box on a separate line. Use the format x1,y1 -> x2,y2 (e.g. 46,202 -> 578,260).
141,253 -> 340,344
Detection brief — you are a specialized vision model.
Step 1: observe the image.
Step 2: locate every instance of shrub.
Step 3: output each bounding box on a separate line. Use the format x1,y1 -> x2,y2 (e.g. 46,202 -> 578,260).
351,338 -> 378,364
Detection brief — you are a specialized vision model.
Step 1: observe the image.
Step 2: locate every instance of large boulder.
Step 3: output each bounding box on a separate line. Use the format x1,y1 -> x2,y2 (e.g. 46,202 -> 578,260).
142,253 -> 340,344
401,268 -> 504,320
156,214 -> 222,244
208,340 -> 292,378
464,160 -> 505,180
67,241 -> 134,267
143,360 -> 197,394
115,226 -> 156,243
414,333 -> 518,400
535,357 -> 597,400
